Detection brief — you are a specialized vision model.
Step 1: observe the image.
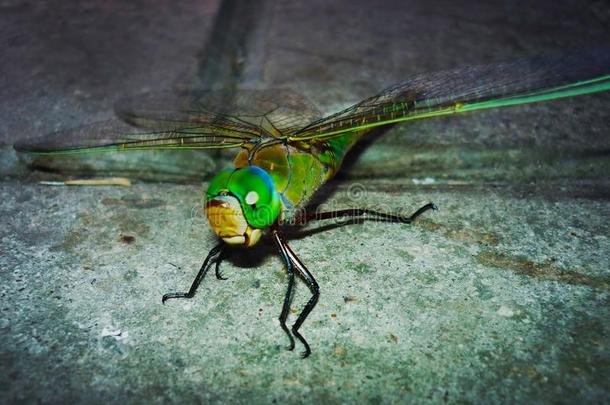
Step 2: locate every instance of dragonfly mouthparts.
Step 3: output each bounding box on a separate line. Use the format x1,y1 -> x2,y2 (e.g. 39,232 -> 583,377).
205,194 -> 263,247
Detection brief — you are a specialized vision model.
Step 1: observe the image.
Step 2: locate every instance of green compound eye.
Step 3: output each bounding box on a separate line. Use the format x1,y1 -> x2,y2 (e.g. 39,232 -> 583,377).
228,166 -> 281,228
206,169 -> 233,200
206,166 -> 281,229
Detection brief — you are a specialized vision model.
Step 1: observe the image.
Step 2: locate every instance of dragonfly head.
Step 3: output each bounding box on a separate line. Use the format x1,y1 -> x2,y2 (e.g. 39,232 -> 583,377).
205,166 -> 281,247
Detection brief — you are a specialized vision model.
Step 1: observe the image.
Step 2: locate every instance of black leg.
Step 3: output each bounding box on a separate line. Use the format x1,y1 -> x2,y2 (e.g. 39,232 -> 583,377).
281,235 -> 319,359
293,202 -> 437,225
214,248 -> 228,280
162,242 -> 224,303
271,228 -> 296,351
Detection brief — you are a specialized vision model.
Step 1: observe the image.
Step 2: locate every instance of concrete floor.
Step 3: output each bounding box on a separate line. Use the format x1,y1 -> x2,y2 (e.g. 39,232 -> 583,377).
1,0 -> 609,403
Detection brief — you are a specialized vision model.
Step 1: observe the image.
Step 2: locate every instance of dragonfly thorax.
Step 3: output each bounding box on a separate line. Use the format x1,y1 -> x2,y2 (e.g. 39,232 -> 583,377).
204,166 -> 281,247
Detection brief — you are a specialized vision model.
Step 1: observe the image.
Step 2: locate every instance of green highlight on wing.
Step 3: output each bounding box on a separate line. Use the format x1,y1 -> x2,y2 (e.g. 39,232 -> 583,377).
288,74 -> 610,142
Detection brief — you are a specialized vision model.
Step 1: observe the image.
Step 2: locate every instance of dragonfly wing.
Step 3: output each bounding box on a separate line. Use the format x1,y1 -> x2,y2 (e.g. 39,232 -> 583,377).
289,47 -> 610,141
15,89 -> 322,155
115,89 -> 321,137
14,118 -> 255,155
253,89 -> 322,134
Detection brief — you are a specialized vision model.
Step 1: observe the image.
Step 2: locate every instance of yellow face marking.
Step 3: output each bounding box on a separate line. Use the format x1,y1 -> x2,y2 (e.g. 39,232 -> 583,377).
205,196 -> 248,238
204,195 -> 263,247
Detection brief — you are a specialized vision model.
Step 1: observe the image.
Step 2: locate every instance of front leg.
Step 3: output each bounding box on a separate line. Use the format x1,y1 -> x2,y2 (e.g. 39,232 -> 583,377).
162,242 -> 225,303
214,248 -> 228,280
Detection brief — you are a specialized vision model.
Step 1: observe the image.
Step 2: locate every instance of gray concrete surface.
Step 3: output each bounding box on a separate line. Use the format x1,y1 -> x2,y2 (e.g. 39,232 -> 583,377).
1,0 -> 609,403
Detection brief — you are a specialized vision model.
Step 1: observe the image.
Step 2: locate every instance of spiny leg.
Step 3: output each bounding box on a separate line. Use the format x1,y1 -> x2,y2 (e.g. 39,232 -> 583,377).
276,202 -> 435,357
271,228 -> 296,351
280,234 -> 319,359
297,202 -> 437,225
162,242 -> 224,303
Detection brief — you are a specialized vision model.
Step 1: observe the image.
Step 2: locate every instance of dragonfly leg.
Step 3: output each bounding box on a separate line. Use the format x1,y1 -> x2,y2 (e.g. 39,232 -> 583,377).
271,228 -> 296,352
161,242 -> 225,303
298,202 -> 437,224
281,237 -> 319,359
214,248 -> 228,280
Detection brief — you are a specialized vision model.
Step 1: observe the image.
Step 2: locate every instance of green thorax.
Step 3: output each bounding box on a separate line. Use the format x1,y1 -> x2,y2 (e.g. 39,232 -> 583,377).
233,131 -> 366,218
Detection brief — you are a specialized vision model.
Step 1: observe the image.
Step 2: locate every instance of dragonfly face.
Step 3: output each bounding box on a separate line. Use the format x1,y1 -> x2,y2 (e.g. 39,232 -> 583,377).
205,166 -> 281,247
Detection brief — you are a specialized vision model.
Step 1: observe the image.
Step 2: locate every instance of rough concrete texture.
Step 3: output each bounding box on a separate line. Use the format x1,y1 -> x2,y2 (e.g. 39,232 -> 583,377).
1,0 -> 609,403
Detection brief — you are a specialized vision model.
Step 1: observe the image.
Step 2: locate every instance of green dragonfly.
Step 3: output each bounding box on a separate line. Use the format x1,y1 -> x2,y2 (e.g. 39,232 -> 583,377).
15,47 -> 610,358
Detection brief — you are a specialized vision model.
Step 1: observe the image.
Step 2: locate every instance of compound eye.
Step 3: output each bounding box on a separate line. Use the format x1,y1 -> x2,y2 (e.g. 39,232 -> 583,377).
205,169 -> 233,201
227,166 -> 281,228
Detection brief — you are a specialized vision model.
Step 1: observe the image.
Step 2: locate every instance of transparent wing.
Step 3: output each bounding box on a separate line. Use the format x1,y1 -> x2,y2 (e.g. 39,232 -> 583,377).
15,89 -> 321,155
116,89 -> 321,135
13,119 -> 254,155
289,47 -> 610,141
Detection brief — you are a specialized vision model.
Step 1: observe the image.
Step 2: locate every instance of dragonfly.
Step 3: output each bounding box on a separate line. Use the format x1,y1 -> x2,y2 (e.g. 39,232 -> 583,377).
15,47 -> 610,358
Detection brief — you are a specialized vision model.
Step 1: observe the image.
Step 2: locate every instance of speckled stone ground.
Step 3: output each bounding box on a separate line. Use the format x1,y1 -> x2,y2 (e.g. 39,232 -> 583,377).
1,0 -> 609,403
